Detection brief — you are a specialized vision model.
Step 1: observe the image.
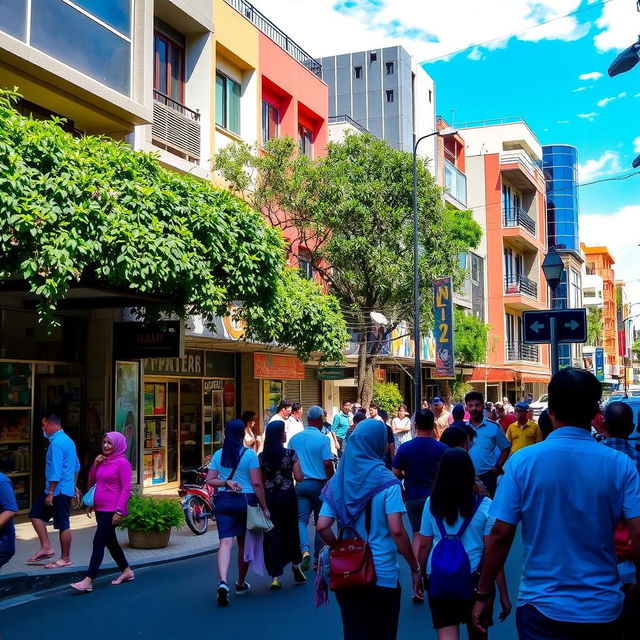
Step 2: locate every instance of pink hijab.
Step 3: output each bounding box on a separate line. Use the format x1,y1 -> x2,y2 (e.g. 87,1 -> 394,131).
103,431 -> 127,464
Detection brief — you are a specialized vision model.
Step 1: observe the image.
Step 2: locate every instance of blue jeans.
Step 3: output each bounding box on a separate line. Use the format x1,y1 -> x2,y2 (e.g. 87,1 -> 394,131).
516,605 -> 622,640
295,478 -> 325,559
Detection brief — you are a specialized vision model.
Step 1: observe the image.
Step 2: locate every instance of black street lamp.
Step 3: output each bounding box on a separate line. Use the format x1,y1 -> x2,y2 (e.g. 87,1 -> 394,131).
412,126 -> 457,414
608,36 -> 640,77
542,248 -> 565,375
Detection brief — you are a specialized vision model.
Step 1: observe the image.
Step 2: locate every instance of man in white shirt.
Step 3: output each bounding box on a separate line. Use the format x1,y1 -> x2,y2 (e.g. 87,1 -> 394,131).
268,400 -> 292,426
285,402 -> 304,445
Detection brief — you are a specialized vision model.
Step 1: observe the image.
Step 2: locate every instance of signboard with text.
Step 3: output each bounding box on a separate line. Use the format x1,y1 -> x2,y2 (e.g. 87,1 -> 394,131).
433,277 -> 455,379
595,347 -> 605,381
254,353 -> 305,380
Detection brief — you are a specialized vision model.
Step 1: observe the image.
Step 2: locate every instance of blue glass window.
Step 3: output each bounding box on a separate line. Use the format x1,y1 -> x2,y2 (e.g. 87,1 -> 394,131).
71,0 -> 131,35
0,0 -> 27,40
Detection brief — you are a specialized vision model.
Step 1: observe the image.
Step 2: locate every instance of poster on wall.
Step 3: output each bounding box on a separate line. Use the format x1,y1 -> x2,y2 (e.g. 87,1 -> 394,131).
595,348 -> 605,381
433,277 -> 455,379
0,362 -> 32,407
114,361 -> 140,482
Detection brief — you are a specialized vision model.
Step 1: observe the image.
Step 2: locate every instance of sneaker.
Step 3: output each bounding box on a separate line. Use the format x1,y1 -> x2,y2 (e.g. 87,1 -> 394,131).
270,578 -> 283,590
235,581 -> 251,595
217,581 -> 229,607
292,565 -> 306,584
301,551 -> 311,572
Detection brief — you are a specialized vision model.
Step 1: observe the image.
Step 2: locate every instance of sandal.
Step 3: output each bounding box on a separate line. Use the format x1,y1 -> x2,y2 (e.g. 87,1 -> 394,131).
44,559 -> 72,569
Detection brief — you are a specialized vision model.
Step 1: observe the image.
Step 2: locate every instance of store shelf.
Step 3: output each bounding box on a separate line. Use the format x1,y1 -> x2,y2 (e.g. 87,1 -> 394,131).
0,439 -> 30,444
7,471 -> 30,477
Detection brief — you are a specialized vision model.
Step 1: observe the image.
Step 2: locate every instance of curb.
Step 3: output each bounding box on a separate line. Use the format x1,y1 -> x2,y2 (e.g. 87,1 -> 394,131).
0,542 -> 219,605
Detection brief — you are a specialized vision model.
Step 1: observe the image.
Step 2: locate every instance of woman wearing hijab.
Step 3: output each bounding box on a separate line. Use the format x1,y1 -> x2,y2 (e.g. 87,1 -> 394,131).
317,419 -> 423,640
70,432 -> 133,592
259,420 -> 306,590
206,419 -> 270,606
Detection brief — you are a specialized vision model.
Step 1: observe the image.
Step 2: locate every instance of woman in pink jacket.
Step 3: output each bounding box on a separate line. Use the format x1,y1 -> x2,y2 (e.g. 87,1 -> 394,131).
71,432 -> 133,592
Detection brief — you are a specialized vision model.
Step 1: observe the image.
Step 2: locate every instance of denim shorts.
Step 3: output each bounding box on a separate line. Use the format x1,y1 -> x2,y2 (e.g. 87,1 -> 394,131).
28,492 -> 71,530
214,492 -> 257,539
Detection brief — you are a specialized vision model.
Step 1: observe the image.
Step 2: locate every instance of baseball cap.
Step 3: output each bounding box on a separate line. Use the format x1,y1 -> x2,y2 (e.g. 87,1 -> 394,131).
307,405 -> 324,420
515,402 -> 530,411
433,396 -> 443,405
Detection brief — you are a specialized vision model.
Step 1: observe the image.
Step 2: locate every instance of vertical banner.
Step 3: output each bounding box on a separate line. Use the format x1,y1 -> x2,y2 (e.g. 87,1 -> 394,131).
433,277 -> 455,379
595,347 -> 605,382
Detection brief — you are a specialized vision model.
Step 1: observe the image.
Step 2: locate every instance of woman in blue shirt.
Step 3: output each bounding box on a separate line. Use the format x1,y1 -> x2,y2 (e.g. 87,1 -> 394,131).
317,419 -> 422,640
206,420 -> 270,606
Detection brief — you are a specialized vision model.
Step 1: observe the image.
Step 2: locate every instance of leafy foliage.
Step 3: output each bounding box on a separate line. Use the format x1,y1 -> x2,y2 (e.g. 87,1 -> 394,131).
587,307 -> 604,347
0,90 -> 346,361
372,382 -> 404,416
454,309 -> 490,364
119,495 -> 184,533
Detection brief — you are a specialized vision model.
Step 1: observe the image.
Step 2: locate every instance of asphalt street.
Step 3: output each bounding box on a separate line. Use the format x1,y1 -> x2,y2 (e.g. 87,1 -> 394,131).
0,525 -> 524,640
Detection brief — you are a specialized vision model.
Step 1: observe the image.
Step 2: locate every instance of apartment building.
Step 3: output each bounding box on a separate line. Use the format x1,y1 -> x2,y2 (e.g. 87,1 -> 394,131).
460,118 -> 551,403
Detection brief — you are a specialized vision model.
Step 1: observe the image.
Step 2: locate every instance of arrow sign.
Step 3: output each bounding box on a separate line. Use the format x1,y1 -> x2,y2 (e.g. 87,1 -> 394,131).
530,321 -> 545,334
523,309 -> 587,345
564,320 -> 580,331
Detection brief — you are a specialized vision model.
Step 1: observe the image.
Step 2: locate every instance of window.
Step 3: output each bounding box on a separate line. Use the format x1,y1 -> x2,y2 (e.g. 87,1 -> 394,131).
385,61 -> 394,75
298,125 -> 313,158
298,248 -> 313,280
354,66 -> 363,79
261,100 -> 280,143
0,0 -> 27,40
370,51 -> 377,62
154,31 -> 185,103
386,90 -> 394,103
216,72 -> 241,135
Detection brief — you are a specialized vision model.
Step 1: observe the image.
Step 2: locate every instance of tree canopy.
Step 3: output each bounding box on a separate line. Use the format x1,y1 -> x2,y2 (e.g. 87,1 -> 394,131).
0,90 -> 347,362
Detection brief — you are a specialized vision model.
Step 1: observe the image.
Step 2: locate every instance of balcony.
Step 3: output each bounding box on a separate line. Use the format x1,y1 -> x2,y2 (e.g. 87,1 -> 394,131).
503,206 -> 536,235
505,274 -> 538,298
152,91 -> 201,162
328,115 -> 372,135
444,160 -> 467,206
224,0 -> 323,78
500,149 -> 543,190
505,341 -> 539,362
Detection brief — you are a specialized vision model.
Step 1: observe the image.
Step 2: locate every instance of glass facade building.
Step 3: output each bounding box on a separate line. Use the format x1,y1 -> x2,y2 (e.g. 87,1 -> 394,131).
542,145 -> 580,251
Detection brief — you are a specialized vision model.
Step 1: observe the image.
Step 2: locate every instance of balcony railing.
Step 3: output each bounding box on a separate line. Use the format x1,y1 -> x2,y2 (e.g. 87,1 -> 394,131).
500,149 -> 543,177
444,159 -> 467,206
503,205 -> 536,235
224,0 -> 323,78
505,341 -> 539,362
504,274 -> 538,298
152,91 -> 201,161
328,115 -> 371,135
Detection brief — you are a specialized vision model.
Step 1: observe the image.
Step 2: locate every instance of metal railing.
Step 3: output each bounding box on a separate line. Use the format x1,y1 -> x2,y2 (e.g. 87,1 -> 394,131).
152,96 -> 201,162
504,274 -> 538,298
500,149 -> 543,175
153,90 -> 200,121
505,341 -> 539,362
444,159 -> 467,206
503,205 -> 536,235
328,115 -> 371,135
224,0 -> 323,78
454,116 -> 526,128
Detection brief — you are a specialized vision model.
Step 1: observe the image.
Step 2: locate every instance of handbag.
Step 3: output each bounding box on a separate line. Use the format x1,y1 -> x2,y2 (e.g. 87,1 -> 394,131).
82,485 -> 96,508
329,502 -> 376,591
247,503 -> 273,532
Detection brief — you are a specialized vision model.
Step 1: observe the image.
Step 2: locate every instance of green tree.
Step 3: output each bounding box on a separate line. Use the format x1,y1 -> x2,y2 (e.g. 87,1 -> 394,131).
0,91 -> 347,361
372,382 -> 404,416
587,307 -> 604,346
214,134 -> 482,404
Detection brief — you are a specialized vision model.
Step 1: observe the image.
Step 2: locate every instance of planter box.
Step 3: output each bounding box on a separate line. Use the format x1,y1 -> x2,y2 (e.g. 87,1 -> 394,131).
127,528 -> 172,549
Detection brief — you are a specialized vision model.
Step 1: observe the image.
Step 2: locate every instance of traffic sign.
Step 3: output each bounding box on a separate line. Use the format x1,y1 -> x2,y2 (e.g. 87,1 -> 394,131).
522,309 -> 587,345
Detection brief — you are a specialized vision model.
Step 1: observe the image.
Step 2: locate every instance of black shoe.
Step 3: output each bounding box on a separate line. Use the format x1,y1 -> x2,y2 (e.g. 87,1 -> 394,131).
292,565 -> 307,584
217,581 -> 230,606
235,581 -> 251,595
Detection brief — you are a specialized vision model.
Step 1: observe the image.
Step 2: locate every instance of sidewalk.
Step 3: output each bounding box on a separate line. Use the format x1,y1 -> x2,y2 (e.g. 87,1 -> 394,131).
1,513 -> 219,601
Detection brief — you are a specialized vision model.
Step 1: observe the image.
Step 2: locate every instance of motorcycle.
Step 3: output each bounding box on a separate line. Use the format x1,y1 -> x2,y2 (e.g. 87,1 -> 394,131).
178,465 -> 215,535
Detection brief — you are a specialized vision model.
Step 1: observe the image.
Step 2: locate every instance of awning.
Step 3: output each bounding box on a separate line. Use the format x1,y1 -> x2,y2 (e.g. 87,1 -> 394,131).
521,374 -> 551,384
469,367 -> 515,383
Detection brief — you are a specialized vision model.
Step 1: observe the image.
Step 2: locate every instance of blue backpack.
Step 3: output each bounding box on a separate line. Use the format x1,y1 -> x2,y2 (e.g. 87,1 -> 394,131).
428,496 -> 484,601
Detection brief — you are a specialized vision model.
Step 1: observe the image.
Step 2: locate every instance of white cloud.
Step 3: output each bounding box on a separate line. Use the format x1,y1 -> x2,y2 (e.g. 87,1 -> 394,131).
557,120 -> 570,124
579,71 -> 602,81
579,151 -> 622,181
250,0 -> 586,62
577,112 -> 599,121
467,47 -> 484,61
618,92 -> 627,99
596,92 -> 627,108
572,86 -> 589,92
634,137 -> 640,153
594,1 -> 639,52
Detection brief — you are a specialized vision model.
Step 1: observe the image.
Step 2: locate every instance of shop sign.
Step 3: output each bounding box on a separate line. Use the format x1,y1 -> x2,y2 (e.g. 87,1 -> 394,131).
144,350 -> 204,377
315,367 -> 345,380
433,277 -> 455,379
595,347 -> 605,381
254,353 -> 305,380
114,321 -> 183,360
375,368 -> 387,383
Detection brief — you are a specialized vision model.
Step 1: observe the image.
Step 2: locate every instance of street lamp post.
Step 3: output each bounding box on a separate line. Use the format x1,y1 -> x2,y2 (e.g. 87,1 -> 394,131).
541,248 -> 565,376
412,126 -> 457,414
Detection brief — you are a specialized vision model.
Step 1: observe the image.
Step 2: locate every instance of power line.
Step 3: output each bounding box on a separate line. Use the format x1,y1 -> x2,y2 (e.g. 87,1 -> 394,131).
420,0 -> 616,64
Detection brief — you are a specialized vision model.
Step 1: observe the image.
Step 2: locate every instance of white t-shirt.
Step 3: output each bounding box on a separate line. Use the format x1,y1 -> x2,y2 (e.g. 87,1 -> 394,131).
285,417 -> 304,445
392,416 -> 412,446
420,496 -> 495,573
320,484 -> 406,588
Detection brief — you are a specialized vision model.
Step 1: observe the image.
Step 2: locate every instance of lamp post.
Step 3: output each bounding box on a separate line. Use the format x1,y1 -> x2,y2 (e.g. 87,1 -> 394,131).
412,126 -> 458,414
541,248 -> 565,376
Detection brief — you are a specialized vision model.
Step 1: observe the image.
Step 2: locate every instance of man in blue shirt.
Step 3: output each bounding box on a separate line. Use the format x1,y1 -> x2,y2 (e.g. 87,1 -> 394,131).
602,402 -> 640,474
466,391 -> 510,497
0,471 -> 18,569
472,369 -> 640,639
331,400 -> 352,454
289,405 -> 334,571
27,414 -> 80,569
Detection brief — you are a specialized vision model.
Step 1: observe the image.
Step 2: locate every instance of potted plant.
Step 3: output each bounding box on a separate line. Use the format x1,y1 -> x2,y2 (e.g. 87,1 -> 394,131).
118,495 -> 184,549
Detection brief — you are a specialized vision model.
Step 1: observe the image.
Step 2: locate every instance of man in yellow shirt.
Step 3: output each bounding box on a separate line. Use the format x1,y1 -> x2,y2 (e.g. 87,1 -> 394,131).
506,402 -> 542,453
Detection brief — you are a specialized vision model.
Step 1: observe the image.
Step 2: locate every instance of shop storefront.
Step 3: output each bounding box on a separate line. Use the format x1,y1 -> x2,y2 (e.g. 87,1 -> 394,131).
141,349 -> 237,489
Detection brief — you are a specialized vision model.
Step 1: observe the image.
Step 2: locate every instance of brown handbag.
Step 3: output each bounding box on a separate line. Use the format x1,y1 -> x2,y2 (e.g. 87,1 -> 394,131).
329,502 -> 376,591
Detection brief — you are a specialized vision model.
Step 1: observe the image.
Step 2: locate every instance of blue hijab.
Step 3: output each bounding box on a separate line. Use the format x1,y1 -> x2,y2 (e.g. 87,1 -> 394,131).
321,418 -> 400,527
220,419 -> 246,467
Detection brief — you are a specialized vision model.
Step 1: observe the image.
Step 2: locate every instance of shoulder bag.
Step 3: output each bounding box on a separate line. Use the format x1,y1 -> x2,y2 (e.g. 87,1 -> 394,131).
329,501 -> 376,591
212,448 -> 247,510
247,502 -> 273,532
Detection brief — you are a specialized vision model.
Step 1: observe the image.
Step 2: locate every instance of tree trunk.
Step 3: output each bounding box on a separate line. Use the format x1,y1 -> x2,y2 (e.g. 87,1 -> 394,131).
357,332 -> 368,404
361,357 -> 375,407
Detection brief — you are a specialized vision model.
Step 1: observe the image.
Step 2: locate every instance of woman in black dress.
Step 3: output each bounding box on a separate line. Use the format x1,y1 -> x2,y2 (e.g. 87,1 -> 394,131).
259,420 -> 306,589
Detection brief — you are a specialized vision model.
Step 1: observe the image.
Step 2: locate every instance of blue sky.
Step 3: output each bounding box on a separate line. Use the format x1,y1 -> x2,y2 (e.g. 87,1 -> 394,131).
254,0 -> 639,289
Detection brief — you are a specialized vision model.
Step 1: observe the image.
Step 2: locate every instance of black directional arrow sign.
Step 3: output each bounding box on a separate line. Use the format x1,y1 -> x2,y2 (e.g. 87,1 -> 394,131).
522,309 -> 587,345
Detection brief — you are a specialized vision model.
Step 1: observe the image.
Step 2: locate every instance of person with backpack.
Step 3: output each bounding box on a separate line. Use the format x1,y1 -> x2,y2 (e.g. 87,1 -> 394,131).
417,448 -> 511,640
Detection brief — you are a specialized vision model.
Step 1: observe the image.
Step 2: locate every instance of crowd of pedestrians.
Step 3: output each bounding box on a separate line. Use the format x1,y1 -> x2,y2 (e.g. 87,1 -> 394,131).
1,368 -> 639,640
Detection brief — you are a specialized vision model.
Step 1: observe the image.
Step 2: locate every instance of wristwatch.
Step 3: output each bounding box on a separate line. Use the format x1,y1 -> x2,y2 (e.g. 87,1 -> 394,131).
474,589 -> 492,602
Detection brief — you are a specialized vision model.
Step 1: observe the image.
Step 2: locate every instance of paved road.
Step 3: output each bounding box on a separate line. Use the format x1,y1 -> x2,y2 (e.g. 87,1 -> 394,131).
0,529 -> 524,640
